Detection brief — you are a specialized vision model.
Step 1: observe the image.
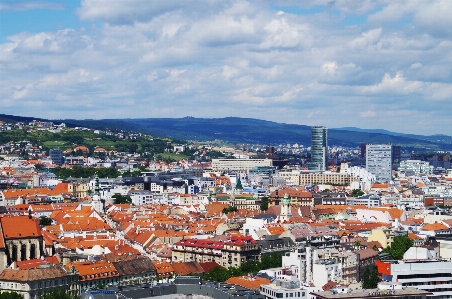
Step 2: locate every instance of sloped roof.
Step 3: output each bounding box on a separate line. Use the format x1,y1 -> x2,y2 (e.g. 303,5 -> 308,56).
1,216 -> 41,239
112,258 -> 156,276
0,265 -> 68,281
225,276 -> 271,290
172,262 -> 205,275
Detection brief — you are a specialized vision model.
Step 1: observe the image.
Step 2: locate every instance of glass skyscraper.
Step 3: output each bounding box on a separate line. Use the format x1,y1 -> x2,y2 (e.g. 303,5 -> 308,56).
309,126 -> 328,171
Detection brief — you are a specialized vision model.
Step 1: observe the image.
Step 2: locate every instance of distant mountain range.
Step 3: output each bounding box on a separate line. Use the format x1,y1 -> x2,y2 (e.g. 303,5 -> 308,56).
1,114 -> 451,151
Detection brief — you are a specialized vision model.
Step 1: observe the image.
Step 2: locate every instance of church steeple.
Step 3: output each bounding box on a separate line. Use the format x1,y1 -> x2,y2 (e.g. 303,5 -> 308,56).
235,177 -> 243,190
279,193 -> 292,222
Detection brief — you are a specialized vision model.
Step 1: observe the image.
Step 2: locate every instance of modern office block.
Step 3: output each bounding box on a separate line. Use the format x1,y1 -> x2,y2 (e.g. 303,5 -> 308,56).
309,126 -> 328,171
366,144 -> 392,182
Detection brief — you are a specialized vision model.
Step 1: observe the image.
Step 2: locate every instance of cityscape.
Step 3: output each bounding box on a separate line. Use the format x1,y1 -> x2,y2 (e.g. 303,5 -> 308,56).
0,118 -> 451,299
1,1 -> 452,299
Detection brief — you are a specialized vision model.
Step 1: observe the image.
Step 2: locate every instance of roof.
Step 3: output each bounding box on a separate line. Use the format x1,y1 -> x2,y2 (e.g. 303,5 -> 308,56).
0,265 -> 69,281
172,262 -> 205,275
355,248 -> 378,260
421,222 -> 449,231
199,261 -> 222,273
1,216 -> 42,239
225,276 -> 271,290
112,258 -> 156,276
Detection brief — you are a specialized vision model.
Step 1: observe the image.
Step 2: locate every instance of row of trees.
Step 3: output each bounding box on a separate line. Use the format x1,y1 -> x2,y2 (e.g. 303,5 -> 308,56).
0,289 -> 77,299
202,253 -> 282,282
54,166 -> 120,179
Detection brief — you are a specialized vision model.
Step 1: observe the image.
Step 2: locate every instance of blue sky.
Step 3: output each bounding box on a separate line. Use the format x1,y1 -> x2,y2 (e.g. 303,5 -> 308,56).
1,0 -> 452,135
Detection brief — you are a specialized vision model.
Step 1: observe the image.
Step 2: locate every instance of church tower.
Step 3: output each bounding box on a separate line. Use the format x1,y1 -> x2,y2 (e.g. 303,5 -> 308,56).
279,193 -> 292,222
91,173 -> 104,214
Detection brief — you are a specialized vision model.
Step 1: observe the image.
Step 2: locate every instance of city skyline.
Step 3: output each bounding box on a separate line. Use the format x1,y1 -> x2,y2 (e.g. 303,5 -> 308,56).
1,1 -> 452,135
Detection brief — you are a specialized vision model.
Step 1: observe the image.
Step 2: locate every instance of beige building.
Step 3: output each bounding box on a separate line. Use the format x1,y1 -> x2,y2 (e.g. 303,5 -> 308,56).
211,159 -> 272,172
279,171 -> 356,186
172,236 -> 260,268
0,265 -> 79,299
367,227 -> 395,249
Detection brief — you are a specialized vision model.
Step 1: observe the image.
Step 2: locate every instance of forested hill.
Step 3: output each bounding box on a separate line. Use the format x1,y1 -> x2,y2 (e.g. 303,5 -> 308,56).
1,114 -> 451,150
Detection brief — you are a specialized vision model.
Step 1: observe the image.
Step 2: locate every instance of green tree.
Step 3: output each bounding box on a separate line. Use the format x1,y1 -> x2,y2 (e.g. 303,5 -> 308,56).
260,196 -> 269,211
112,194 -> 132,204
222,206 -> 238,214
351,189 -> 365,197
37,288 -> 78,299
370,265 -> 380,288
362,265 -> 371,289
39,217 -> 52,226
383,235 -> 413,260
0,291 -> 24,299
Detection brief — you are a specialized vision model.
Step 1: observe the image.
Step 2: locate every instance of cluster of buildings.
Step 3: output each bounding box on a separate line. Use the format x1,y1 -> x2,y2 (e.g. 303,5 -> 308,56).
0,122 -> 452,299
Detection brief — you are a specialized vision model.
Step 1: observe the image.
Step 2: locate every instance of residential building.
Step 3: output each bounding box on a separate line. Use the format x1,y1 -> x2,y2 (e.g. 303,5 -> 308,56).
0,265 -> 79,299
172,236 -> 260,268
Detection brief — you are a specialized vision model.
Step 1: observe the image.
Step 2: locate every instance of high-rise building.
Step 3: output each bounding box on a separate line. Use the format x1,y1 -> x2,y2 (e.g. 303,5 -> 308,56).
49,148 -> 64,166
309,126 -> 328,171
366,144 -> 392,182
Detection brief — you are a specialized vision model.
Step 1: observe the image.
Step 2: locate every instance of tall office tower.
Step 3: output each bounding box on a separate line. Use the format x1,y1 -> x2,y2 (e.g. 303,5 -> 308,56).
366,144 -> 392,182
49,148 -> 64,166
309,126 -> 328,171
392,145 -> 401,166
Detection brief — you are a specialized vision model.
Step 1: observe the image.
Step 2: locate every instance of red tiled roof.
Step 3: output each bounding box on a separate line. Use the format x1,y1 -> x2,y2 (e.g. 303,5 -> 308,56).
1,216 -> 41,239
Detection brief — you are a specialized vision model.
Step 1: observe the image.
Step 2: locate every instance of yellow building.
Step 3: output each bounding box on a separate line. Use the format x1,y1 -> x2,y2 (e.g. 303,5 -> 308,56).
367,227 -> 394,249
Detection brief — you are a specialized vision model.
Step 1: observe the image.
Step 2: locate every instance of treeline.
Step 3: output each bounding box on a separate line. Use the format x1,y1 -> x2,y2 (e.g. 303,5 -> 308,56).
201,253 -> 282,282
54,166 -> 121,179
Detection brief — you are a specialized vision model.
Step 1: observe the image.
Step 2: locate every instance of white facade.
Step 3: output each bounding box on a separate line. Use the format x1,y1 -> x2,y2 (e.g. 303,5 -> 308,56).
399,160 -> 434,174
390,261 -> 452,298
366,144 -> 392,183
211,159 -> 273,171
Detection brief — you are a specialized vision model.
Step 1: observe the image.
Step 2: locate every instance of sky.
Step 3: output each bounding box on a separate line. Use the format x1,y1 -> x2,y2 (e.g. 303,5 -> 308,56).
1,0 -> 452,136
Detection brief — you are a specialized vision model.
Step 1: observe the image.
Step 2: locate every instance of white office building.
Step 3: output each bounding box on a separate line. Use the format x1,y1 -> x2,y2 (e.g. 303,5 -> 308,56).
366,145 -> 392,183
211,158 -> 273,172
389,261 -> 452,298
399,160 -> 434,174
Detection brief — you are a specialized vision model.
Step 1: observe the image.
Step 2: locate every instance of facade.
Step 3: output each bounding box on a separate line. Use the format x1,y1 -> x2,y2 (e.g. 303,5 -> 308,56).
399,160 -> 434,174
279,171 -> 354,186
309,127 -> 328,171
0,216 -> 45,272
49,148 -> 64,166
211,159 -> 273,172
172,236 -> 260,268
366,144 -> 392,182
346,194 -> 381,207
0,265 -> 79,299
380,260 -> 452,298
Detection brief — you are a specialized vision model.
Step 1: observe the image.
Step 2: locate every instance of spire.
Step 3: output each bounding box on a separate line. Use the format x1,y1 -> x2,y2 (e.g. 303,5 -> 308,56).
94,172 -> 100,196
235,177 -> 243,190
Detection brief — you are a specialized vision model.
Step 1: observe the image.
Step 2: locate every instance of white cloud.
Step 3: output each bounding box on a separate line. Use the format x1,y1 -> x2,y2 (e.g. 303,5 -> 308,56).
1,0 -> 452,135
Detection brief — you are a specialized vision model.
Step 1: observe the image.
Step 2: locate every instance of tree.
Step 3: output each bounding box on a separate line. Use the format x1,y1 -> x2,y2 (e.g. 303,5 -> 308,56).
383,235 -> 413,260
362,265 -> 371,289
351,189 -> 365,197
260,196 -> 269,211
222,206 -> 238,214
362,265 -> 380,289
39,217 -> 52,226
112,194 -> 132,204
0,292 -> 24,299
37,289 -> 78,299
370,265 -> 380,288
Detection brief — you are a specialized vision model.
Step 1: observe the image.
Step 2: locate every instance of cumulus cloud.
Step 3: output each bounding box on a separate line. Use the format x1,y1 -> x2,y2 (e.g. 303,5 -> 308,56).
1,0 -> 452,135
